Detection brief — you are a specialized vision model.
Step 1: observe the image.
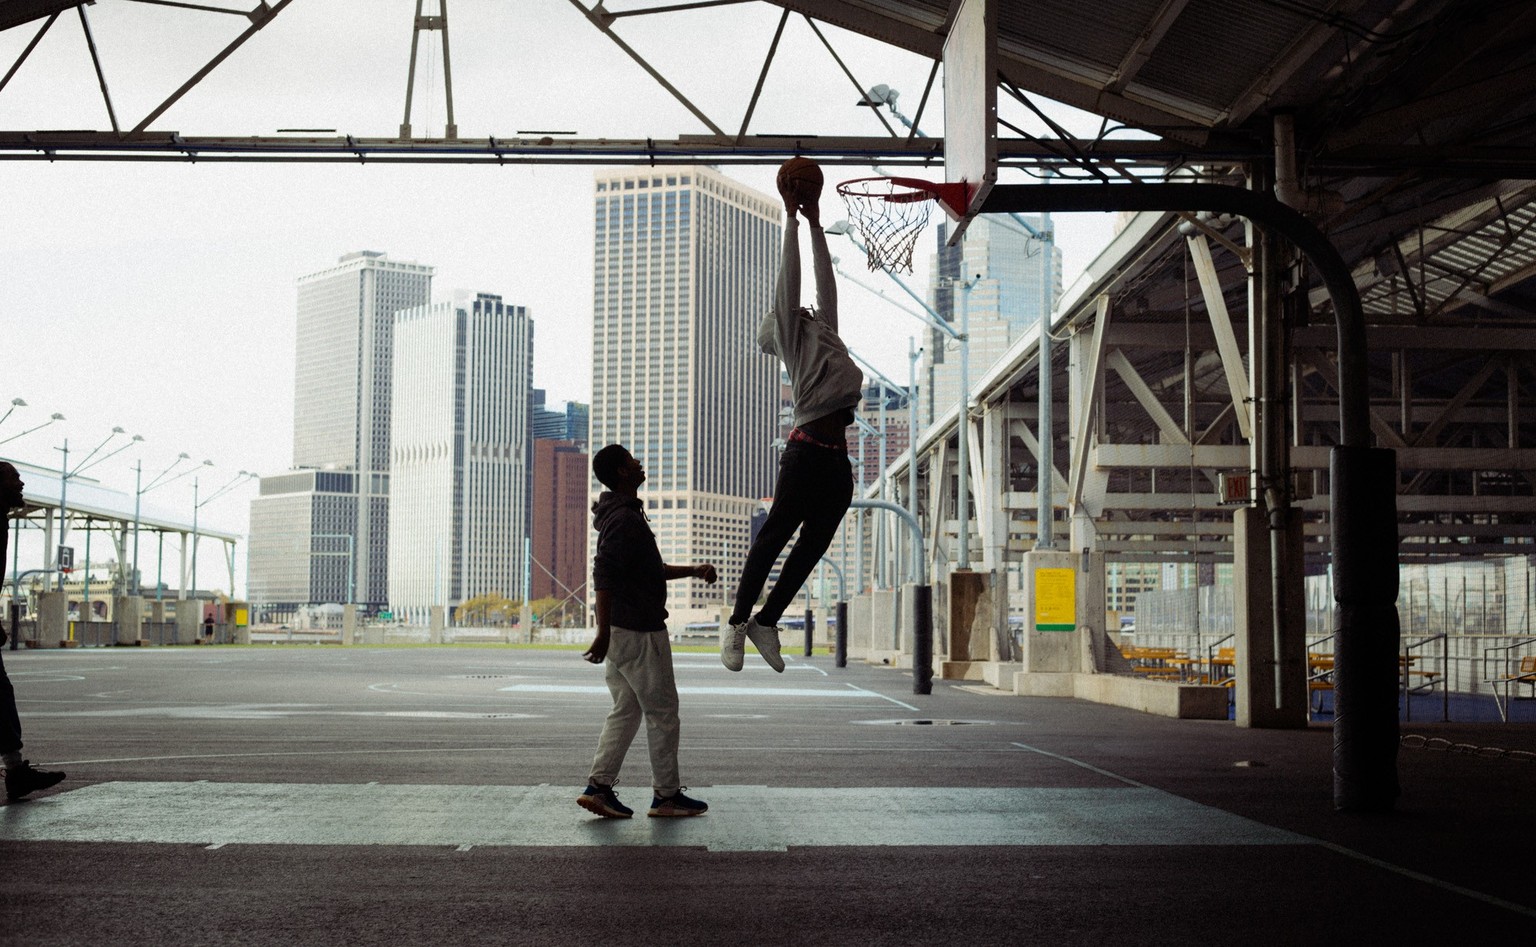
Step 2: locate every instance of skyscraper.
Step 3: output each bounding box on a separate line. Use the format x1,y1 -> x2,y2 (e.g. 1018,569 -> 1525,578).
531,388 -> 590,447
923,218 -> 1062,426
589,167 -> 781,624
387,293 -> 533,624
248,251 -> 433,614
530,438 -> 588,608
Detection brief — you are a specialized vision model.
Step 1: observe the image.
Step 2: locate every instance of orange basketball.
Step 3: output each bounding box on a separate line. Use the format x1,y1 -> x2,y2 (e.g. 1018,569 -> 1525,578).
777,156 -> 823,204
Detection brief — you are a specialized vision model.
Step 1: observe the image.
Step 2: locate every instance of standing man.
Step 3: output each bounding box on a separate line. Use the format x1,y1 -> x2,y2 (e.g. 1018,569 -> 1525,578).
1,461 -> 67,801
578,444 -> 714,819
722,158 -> 861,673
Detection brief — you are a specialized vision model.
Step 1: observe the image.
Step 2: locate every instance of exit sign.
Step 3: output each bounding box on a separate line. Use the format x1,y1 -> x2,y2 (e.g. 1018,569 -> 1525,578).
1218,471 -> 1251,505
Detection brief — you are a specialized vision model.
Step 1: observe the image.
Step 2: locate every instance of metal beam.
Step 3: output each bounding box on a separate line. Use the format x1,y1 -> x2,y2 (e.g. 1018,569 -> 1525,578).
1186,234 -> 1253,440
1069,296 -> 1112,514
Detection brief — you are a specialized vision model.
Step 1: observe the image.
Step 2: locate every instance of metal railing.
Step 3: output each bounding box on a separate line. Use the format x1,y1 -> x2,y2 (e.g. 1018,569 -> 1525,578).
1482,637 -> 1536,723
1401,633 -> 1448,723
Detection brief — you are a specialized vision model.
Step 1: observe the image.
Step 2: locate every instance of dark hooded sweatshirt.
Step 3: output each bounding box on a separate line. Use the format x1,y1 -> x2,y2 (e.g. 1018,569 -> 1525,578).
591,491 -> 668,632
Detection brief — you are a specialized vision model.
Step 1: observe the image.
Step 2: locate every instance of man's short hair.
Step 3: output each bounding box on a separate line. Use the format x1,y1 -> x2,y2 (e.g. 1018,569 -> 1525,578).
592,444 -> 630,489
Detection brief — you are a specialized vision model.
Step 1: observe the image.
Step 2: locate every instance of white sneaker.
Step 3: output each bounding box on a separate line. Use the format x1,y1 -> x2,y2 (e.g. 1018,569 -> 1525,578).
721,621 -> 747,671
745,618 -> 785,673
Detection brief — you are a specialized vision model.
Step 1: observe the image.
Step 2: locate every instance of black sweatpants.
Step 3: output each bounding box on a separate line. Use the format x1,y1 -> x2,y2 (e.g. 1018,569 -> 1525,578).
730,441 -> 854,626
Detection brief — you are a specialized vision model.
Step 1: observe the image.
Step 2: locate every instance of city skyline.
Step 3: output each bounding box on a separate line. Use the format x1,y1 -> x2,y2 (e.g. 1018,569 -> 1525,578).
1,3 -> 1121,599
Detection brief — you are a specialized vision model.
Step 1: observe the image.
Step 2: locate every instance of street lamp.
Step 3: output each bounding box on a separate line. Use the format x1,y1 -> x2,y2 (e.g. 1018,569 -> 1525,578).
0,411 -> 64,448
856,84 -> 926,138
132,451 -> 194,597
188,465 -> 252,601
54,427 -> 139,591
0,398 -> 25,429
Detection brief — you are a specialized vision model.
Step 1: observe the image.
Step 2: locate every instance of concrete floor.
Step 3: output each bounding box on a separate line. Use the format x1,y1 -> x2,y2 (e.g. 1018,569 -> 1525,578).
2,645 -> 1533,945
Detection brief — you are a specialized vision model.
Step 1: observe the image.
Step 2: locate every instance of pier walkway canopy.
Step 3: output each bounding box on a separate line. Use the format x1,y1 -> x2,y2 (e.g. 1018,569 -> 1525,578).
5,459 -> 240,601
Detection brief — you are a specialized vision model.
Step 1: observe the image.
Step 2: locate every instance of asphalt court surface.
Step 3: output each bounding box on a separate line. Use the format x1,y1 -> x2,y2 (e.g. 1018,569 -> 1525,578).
3,645 -> 1533,945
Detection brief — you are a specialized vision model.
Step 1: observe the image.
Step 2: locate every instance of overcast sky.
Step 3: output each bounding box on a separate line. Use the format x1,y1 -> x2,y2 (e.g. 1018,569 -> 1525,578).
0,0 -> 1119,596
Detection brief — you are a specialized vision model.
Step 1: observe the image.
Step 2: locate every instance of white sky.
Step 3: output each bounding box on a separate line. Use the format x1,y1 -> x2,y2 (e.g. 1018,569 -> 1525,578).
0,1 -> 1120,596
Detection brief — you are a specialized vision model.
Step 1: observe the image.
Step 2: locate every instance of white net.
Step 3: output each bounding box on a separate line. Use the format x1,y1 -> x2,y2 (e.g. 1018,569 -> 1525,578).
837,177 -> 937,274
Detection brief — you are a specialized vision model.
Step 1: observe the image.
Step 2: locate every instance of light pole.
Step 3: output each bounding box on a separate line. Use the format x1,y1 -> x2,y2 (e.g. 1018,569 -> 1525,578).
0,411 -> 64,448
0,398 -> 25,429
951,275 -> 978,570
175,461 -> 215,600
55,427 -> 140,591
190,468 -> 253,600
132,452 -> 194,597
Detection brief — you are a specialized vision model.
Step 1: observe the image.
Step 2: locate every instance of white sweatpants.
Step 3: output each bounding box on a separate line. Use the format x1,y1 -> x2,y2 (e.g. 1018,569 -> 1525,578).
588,627 -> 681,797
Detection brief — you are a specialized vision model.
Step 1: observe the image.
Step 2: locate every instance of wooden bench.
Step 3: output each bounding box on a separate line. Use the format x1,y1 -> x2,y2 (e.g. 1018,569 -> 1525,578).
1501,654 -> 1536,696
1119,646 -> 1190,681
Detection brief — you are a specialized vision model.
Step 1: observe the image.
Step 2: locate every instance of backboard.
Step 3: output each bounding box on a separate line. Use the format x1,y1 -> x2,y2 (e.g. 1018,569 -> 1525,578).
942,0 -> 997,245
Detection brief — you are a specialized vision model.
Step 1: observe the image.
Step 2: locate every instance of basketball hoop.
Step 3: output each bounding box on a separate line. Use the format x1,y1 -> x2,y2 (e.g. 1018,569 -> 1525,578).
836,176 -> 970,273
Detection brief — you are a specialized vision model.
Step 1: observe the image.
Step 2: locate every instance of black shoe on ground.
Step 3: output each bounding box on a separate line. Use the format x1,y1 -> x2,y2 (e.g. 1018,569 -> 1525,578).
577,783 -> 633,818
648,789 -> 708,817
5,761 -> 66,801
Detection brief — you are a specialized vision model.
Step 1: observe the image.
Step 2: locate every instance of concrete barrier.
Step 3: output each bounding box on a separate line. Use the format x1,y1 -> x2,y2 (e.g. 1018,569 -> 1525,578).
1012,671 -> 1229,719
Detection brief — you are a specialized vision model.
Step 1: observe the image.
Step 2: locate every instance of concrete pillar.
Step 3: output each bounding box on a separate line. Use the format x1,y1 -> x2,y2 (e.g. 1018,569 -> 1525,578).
869,589 -> 898,664
813,605 -> 834,652
175,604 -> 201,645
942,569 -> 995,680
429,606 -> 446,644
1234,505 -> 1309,727
1018,549 -> 1081,674
113,596 -> 145,645
847,594 -> 872,661
342,604 -> 358,646
37,591 -> 67,646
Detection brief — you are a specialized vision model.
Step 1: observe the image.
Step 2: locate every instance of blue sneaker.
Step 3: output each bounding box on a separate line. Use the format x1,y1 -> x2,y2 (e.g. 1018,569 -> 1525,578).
577,783 -> 633,819
648,789 -> 708,817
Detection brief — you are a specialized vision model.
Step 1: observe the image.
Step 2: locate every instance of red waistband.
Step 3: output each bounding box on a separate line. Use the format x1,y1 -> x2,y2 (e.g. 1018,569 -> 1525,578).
787,427 -> 846,451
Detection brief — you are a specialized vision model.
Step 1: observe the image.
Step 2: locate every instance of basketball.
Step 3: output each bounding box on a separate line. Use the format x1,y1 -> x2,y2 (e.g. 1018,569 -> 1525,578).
777,156 -> 823,205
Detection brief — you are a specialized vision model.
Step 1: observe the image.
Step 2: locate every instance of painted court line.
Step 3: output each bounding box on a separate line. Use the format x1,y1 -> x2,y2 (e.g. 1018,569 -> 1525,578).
0,781 -> 1306,853
1011,741 -> 1536,921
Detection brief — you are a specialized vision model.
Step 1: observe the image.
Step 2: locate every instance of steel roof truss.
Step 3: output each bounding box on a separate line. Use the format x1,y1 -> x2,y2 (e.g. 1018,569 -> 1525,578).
1069,295 -> 1111,514
0,9 -> 58,96
127,0 -> 294,139
1186,233 -> 1253,439
566,0 -> 727,137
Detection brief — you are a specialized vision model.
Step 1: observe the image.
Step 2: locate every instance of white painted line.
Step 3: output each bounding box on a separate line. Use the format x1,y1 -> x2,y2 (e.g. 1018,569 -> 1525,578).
1012,742 -> 1536,921
842,682 -> 921,712
0,782 -> 1309,853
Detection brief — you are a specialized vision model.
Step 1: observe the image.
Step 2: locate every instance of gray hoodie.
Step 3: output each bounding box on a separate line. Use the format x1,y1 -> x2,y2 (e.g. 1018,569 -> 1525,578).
756,215 -> 864,429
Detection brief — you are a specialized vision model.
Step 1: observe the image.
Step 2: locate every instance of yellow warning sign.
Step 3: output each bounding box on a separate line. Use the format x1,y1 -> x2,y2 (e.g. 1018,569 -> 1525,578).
1035,568 -> 1076,632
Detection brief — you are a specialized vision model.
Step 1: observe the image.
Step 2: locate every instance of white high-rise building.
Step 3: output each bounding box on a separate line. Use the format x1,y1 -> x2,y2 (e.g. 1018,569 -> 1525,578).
923,217 -> 1062,426
388,293 -> 534,624
248,251 -> 433,613
589,166 -> 781,624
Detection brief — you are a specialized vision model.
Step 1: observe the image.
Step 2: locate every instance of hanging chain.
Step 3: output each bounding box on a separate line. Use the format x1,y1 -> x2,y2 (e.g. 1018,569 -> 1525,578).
1401,733 -> 1536,763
